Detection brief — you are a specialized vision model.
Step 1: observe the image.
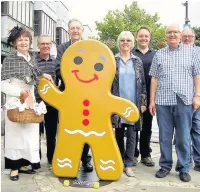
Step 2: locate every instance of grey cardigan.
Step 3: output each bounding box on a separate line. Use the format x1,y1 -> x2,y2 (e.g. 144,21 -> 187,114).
111,55 -> 147,130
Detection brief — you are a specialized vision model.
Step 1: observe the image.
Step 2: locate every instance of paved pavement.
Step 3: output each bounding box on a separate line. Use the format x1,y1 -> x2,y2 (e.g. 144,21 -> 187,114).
1,135 -> 200,192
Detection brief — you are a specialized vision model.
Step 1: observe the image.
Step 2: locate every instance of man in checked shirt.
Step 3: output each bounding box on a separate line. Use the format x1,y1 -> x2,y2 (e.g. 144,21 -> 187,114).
149,24 -> 200,182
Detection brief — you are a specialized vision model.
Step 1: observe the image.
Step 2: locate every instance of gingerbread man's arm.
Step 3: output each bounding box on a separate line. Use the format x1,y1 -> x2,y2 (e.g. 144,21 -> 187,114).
109,95 -> 140,123
38,78 -> 63,109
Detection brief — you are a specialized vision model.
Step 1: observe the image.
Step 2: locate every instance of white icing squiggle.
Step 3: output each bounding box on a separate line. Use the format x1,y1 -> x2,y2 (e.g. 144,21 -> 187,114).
57,158 -> 72,163
100,159 -> 115,165
100,165 -> 115,171
57,163 -> 72,168
64,129 -> 106,137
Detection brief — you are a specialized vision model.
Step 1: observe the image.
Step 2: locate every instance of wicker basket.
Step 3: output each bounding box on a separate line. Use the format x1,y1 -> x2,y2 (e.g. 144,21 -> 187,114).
7,108 -> 44,123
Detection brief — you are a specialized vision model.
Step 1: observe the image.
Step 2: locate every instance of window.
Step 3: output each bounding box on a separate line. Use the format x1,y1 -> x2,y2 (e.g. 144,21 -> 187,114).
56,28 -> 60,45
1,2 -> 8,14
34,11 -> 56,41
62,29 -> 65,43
45,14 -> 47,34
17,1 -> 22,22
29,2 -> 33,28
8,1 -> 13,16
13,1 -> 17,20
56,27 -> 68,45
51,20 -> 54,41
42,13 -> 46,33
54,22 -> 56,42
49,19 -> 52,39
25,1 -> 29,26
46,14 -> 49,34
21,1 -> 25,24
34,10 -> 42,36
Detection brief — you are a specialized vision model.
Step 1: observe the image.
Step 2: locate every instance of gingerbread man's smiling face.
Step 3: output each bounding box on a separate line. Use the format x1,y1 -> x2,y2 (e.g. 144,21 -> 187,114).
61,40 -> 116,91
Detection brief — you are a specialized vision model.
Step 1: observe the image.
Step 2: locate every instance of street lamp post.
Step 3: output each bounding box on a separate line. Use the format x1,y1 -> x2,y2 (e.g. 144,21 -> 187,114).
182,1 -> 190,25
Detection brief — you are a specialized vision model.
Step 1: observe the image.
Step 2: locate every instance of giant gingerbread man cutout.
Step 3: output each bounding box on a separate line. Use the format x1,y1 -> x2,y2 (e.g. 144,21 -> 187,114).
38,40 -> 139,181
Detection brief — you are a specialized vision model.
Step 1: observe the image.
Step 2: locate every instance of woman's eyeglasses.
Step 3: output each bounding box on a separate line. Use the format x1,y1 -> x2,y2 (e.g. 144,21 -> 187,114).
120,39 -> 132,42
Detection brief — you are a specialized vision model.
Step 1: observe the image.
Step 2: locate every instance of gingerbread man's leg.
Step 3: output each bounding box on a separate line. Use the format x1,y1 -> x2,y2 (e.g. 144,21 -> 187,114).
52,128 -> 84,178
90,128 -> 123,181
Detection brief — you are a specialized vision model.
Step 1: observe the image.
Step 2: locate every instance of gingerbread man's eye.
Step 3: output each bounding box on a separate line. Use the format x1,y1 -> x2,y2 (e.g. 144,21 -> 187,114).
94,63 -> 104,71
74,56 -> 83,65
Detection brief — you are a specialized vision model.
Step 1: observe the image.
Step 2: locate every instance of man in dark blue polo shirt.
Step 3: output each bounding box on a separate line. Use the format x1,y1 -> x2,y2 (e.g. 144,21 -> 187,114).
35,34 -> 58,166
132,27 -> 156,167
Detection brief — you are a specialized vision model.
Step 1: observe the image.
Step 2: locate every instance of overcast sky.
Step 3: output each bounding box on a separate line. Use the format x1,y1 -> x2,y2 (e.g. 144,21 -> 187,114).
64,0 -> 200,36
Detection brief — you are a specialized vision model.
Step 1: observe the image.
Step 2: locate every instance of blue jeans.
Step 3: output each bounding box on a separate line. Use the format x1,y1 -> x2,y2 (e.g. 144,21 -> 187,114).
156,97 -> 193,173
191,108 -> 200,166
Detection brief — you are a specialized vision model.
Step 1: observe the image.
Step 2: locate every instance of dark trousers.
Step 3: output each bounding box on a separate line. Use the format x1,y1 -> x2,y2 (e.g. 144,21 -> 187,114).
134,109 -> 153,158
115,124 -> 137,167
44,106 -> 58,164
39,122 -> 44,159
134,132 -> 139,158
140,109 -> 153,158
81,144 -> 91,164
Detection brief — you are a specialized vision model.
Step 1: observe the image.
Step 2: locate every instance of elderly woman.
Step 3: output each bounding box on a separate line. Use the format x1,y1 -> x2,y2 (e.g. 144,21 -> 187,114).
1,26 -> 52,181
112,31 -> 147,177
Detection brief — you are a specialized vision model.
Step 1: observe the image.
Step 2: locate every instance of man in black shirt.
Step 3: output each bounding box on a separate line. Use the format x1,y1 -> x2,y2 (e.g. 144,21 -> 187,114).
132,27 -> 156,167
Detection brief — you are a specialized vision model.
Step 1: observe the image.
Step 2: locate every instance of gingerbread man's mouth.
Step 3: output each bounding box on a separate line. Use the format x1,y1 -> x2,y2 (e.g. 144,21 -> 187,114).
72,70 -> 98,83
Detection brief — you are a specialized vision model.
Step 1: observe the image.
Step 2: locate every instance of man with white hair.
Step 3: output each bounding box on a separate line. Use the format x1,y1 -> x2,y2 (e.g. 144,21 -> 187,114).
149,24 -> 200,182
55,19 -> 93,172
181,28 -> 200,172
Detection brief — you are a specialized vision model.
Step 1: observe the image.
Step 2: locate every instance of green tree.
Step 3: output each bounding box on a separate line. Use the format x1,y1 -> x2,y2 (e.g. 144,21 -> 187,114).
95,1 -> 166,53
193,27 -> 200,46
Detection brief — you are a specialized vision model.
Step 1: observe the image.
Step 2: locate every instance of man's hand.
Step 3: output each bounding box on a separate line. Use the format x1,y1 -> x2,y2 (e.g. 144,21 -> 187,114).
149,101 -> 156,116
193,96 -> 200,111
42,73 -> 54,83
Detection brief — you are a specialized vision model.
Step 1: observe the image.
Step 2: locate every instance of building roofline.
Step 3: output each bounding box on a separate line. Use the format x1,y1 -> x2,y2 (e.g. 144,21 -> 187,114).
59,1 -> 69,11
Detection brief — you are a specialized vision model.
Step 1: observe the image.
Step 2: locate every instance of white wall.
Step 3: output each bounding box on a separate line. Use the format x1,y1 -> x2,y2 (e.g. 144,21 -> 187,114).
56,2 -> 69,31
34,1 -> 57,21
